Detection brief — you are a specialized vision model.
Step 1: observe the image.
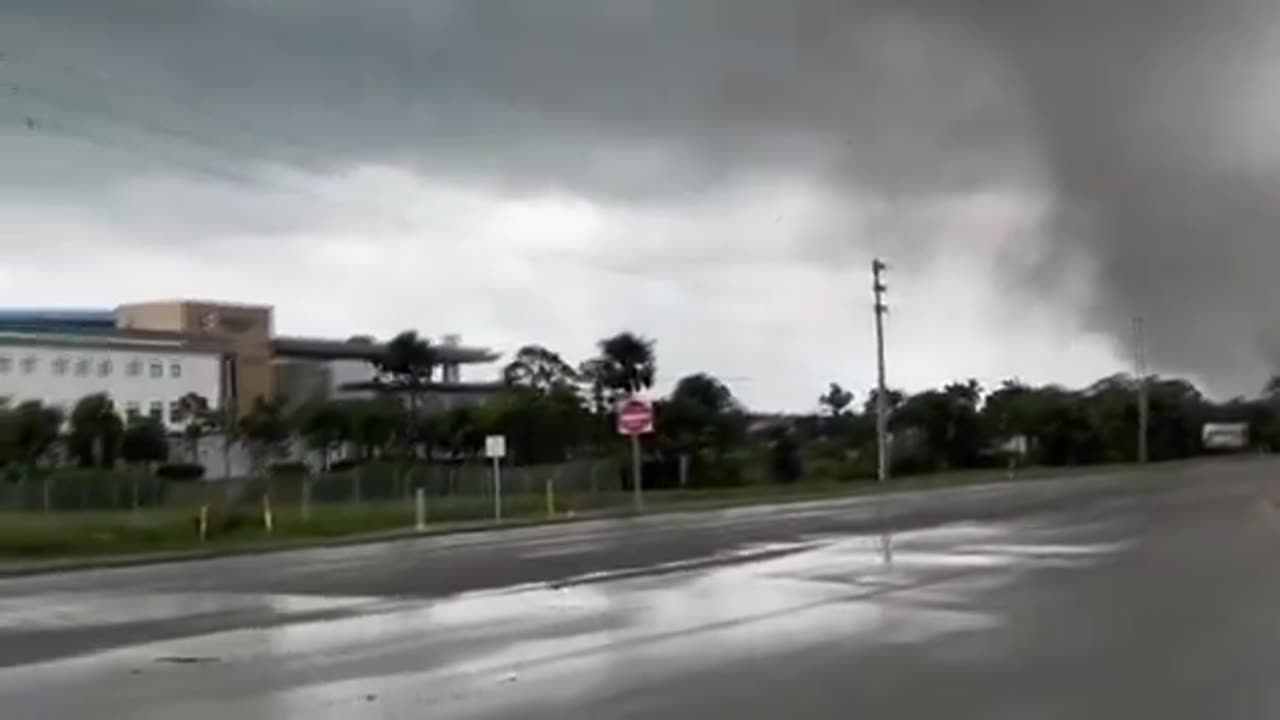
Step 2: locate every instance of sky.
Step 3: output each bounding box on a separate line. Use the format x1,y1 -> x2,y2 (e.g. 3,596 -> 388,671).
1,1 -> 1278,411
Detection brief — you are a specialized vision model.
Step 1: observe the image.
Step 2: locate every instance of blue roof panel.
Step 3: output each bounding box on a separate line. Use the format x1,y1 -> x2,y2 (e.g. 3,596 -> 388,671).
0,308 -> 116,329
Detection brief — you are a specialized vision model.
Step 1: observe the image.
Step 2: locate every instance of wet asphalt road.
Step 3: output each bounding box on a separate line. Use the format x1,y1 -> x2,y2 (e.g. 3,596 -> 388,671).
3,458 -> 1280,718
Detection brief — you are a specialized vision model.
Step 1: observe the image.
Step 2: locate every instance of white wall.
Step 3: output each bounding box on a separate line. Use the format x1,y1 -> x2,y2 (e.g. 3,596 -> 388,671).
328,358 -> 378,399
0,342 -> 222,430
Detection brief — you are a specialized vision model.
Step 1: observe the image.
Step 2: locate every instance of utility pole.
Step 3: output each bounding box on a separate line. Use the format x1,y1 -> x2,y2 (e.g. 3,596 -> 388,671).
873,259 -> 890,483
1134,316 -> 1150,464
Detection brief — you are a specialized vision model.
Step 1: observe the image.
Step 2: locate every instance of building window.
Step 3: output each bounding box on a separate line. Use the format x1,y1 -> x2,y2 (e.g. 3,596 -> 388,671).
74,358 -> 90,377
125,402 -> 140,420
21,357 -> 36,375
127,359 -> 142,377
52,357 -> 69,376
149,362 -> 163,379
98,359 -> 112,377
170,362 -> 182,379
148,401 -> 164,422
0,357 -> 11,375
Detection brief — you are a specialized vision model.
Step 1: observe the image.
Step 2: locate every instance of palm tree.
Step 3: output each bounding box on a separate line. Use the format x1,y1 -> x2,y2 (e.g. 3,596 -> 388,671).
378,331 -> 439,397
594,332 -> 657,400
818,382 -> 855,416
377,331 -> 439,463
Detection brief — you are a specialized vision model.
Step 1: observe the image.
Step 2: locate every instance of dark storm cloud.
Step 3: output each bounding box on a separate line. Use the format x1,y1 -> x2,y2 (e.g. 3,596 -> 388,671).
0,0 -> 1033,198
2,0 -> 1279,389
947,0 -> 1280,388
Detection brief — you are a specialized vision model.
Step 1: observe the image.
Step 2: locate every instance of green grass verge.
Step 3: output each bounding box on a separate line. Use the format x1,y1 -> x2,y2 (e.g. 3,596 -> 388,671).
0,457 -> 1216,562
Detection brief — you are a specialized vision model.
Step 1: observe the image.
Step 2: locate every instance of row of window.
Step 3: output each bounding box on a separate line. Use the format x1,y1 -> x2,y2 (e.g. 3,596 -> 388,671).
0,356 -> 183,380
124,400 -> 184,424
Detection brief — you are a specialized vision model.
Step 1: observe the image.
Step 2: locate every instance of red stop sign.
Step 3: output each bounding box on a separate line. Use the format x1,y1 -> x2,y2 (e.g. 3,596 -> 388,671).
616,397 -> 654,436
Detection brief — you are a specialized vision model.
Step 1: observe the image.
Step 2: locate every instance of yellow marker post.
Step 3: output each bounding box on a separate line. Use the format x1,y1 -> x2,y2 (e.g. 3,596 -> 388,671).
545,477 -> 556,519
198,505 -> 209,543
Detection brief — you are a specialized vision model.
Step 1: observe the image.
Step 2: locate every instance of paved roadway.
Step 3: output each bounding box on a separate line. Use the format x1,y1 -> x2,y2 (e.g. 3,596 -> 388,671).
2,458 -> 1280,718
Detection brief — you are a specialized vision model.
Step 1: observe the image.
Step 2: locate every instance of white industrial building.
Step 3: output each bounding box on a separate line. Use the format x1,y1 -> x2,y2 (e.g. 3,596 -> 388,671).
0,302 -> 503,477
0,331 -> 223,429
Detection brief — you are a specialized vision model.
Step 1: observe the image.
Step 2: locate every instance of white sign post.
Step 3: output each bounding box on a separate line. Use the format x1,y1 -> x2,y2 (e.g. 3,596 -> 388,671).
485,435 -> 507,522
616,396 -> 655,512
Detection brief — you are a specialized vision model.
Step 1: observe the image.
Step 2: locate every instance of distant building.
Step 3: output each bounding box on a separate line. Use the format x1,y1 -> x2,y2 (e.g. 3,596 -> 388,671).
1202,422 -> 1249,452
0,300 -> 501,431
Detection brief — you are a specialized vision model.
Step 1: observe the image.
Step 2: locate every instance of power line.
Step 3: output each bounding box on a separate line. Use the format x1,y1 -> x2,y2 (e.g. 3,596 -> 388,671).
0,56 -> 452,233
0,45 -> 328,167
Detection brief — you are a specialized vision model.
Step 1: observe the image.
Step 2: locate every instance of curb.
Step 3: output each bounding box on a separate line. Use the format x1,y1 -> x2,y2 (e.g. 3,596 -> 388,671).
0,514 -> 590,578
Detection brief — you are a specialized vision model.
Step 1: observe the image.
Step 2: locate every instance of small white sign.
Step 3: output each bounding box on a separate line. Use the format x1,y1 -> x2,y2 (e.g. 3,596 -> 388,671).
485,435 -> 507,459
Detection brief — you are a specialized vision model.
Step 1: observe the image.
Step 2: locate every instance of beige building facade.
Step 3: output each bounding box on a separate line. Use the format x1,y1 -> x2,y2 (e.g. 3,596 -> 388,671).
117,300 -> 276,418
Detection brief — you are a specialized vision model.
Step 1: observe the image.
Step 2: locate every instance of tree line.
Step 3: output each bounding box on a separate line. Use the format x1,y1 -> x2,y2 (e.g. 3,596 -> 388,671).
0,328 -> 1276,488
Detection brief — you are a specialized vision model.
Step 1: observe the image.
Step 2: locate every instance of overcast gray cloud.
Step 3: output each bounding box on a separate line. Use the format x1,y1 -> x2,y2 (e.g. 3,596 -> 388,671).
1,1 -> 1279,406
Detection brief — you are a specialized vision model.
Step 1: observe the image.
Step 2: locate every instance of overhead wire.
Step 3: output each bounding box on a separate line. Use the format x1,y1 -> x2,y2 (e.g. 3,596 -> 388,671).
0,46 -> 448,232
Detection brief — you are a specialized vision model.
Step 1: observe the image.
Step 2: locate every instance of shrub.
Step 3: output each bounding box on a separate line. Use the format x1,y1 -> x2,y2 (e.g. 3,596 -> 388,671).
156,463 -> 206,481
268,461 -> 309,478
328,458 -> 365,473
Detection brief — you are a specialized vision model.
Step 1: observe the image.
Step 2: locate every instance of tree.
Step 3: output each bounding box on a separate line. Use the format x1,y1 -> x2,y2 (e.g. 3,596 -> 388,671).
437,405 -> 484,459
983,380 -> 1033,438
662,374 -> 742,449
68,393 -> 124,468
863,387 -> 906,417
296,400 -> 351,471
670,374 -> 735,414
503,345 -> 579,394
1145,378 -> 1209,460
1264,375 -> 1280,401
172,392 -> 217,464
121,418 -> 169,466
593,332 -> 657,400
236,398 -> 291,478
480,385 -> 592,465
892,380 -> 985,471
768,426 -> 804,484
13,401 -> 63,472
343,398 -> 401,502
121,419 -> 170,507
658,374 -> 748,487
578,357 -> 610,415
376,330 -> 439,462
819,383 -> 855,416
348,399 -> 399,461
378,331 -> 439,398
